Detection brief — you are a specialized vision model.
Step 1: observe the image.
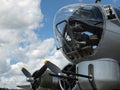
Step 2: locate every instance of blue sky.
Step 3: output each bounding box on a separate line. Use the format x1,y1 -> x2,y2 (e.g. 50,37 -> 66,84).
36,0 -> 79,40
35,0 -> 120,40
9,0 -> 120,65
0,0 -> 120,89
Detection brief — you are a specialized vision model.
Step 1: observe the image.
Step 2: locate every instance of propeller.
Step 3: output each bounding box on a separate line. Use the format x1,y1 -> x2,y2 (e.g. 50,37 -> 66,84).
44,60 -> 62,74
21,60 -> 92,90
32,65 -> 47,79
21,65 -> 47,90
44,61 -> 92,90
21,67 -> 32,77
21,61 -> 66,90
44,61 -> 75,90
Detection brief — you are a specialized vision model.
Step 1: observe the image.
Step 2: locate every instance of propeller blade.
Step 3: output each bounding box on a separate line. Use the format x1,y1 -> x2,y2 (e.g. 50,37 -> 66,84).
33,65 -> 47,79
44,60 -> 62,74
21,67 -> 32,77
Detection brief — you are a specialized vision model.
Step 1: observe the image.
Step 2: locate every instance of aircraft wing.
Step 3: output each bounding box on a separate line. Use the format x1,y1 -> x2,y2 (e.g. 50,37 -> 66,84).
17,85 -> 31,90
17,85 -> 51,90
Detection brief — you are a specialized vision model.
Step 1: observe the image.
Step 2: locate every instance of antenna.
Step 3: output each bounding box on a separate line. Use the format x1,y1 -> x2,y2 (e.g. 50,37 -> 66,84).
95,0 -> 101,3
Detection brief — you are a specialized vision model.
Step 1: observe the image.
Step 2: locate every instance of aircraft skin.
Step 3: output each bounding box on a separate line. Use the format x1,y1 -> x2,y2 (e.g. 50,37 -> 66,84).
53,3 -> 120,90
17,85 -> 30,90
21,2 -> 120,90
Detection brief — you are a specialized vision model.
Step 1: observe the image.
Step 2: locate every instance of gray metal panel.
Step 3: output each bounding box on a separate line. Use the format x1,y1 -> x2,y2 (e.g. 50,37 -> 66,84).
89,20 -> 120,63
77,58 -> 120,90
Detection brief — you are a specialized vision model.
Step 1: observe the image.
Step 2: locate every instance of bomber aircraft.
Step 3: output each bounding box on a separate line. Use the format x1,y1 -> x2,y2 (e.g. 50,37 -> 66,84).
20,0 -> 120,90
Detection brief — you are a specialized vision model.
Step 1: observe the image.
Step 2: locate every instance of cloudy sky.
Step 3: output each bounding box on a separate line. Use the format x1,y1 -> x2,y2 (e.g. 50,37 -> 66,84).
0,0 -> 120,89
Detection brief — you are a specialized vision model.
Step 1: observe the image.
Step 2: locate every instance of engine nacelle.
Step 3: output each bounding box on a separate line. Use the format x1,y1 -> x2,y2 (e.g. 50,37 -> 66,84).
59,63 -> 77,90
76,58 -> 120,90
39,64 -> 77,90
39,70 -> 61,90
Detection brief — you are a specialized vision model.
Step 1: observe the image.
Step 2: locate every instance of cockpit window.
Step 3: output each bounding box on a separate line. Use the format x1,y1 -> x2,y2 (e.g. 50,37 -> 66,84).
70,6 -> 103,28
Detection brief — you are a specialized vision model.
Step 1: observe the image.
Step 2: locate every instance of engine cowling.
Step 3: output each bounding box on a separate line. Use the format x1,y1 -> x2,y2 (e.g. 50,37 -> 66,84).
39,64 -> 77,90
77,58 -> 120,90
39,70 -> 61,90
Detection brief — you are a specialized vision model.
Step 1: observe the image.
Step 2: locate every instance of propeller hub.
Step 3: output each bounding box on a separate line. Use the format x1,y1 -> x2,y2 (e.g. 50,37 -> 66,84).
26,77 -> 34,83
44,60 -> 49,64
58,73 -> 65,76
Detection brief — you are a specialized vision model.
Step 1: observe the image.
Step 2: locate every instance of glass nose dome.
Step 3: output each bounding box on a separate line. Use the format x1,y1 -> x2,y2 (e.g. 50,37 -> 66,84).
54,4 -> 104,64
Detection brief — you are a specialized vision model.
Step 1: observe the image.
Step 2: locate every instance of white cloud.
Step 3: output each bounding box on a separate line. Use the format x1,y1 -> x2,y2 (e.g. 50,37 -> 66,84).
0,0 -> 45,89
6,0 -> 119,89
44,50 -> 70,69
0,39 -> 69,88
0,0 -> 43,30
26,38 -> 55,59
0,58 -> 11,73
0,0 -> 70,89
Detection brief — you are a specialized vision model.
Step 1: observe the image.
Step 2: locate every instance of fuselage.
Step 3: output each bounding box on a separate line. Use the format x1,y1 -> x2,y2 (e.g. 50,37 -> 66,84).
54,3 -> 120,90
